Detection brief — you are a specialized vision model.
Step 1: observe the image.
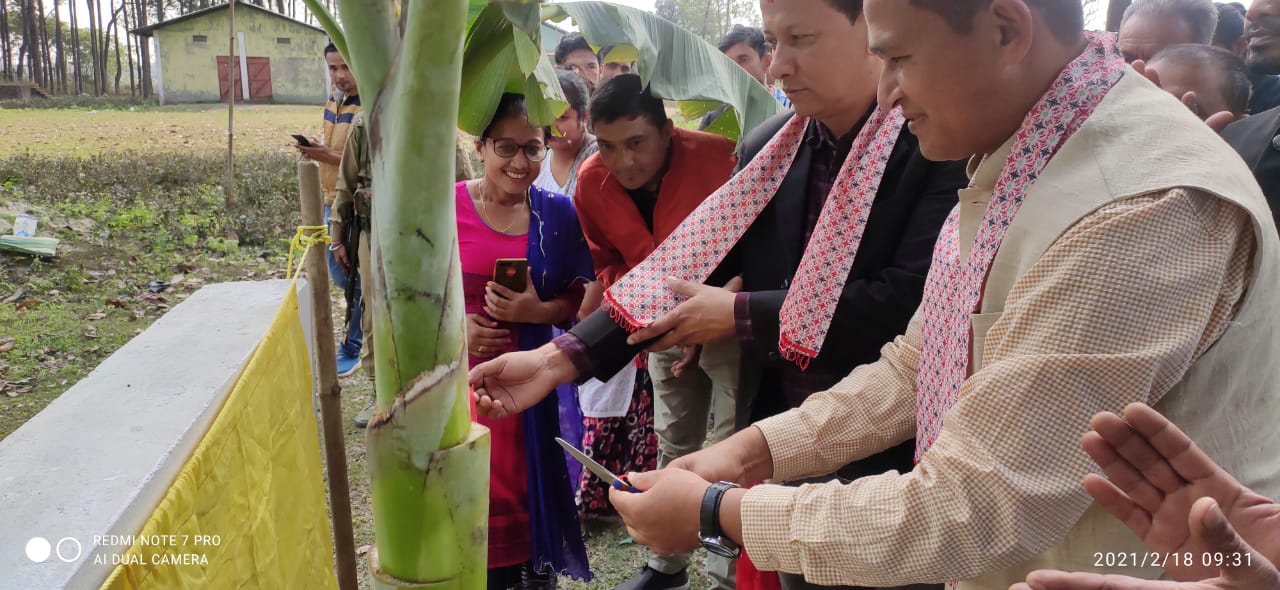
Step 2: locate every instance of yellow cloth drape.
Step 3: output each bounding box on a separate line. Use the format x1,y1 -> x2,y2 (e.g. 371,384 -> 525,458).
101,287 -> 338,590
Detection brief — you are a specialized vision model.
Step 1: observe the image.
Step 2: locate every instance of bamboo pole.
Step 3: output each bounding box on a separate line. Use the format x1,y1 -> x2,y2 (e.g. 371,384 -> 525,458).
225,0 -> 236,213
297,160 -> 360,590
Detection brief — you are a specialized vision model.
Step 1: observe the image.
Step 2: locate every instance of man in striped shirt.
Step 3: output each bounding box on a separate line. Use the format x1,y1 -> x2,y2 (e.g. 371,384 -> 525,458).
297,42 -> 366,383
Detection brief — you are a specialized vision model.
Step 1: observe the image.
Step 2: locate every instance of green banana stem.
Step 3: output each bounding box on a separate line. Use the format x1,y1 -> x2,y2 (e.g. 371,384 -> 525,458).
362,0 -> 487,586
333,0 -> 399,103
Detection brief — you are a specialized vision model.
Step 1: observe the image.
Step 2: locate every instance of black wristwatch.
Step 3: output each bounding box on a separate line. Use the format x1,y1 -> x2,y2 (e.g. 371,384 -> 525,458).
699,481 -> 742,558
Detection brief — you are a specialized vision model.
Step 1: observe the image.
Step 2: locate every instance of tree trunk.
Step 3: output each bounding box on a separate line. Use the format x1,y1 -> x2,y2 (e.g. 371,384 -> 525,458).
97,0 -> 112,93
130,0 -> 149,96
112,5 -> 123,94
123,1 -> 134,96
24,0 -> 43,85
36,0 -> 50,89
17,0 -> 27,79
698,0 -> 712,42
0,3 -> 12,80
86,0 -> 99,93
54,0 -> 66,92
68,0 -> 78,92
70,0 -> 81,93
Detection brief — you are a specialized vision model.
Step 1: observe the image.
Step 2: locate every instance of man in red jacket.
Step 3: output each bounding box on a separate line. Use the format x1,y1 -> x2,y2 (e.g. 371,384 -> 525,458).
574,73 -> 741,590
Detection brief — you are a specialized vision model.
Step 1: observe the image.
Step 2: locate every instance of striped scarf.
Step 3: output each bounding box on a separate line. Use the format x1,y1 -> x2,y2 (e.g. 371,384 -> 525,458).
603,108 -> 904,369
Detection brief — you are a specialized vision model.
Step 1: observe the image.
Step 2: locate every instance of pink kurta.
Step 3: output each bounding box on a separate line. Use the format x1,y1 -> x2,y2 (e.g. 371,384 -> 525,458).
457,182 -> 530,568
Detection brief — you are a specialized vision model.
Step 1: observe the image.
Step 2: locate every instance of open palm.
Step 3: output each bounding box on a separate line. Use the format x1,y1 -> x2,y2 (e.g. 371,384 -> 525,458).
1082,403 -> 1280,581
1014,497 -> 1280,590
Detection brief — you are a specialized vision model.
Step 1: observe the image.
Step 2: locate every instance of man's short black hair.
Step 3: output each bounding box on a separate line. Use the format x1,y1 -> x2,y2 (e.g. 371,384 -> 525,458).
588,74 -> 669,128
1150,43 -> 1252,115
719,24 -> 770,57
908,0 -> 1085,44
555,68 -> 591,116
324,42 -> 340,57
821,0 -> 864,24
1213,2 -> 1245,48
555,33 -> 597,66
598,44 -> 618,62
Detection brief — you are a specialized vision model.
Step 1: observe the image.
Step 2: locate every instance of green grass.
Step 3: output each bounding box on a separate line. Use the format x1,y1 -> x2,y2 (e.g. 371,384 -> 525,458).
0,205 -> 286,439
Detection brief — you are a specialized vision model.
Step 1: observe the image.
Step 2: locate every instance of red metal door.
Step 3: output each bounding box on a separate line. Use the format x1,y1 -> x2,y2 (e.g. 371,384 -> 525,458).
217,56 -> 273,101
246,57 -> 272,100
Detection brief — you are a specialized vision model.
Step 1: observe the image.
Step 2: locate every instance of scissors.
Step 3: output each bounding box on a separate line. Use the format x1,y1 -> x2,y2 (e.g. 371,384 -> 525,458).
555,437 -> 641,493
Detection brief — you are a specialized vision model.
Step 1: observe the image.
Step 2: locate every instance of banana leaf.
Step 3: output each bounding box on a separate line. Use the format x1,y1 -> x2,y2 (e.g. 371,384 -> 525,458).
543,1 -> 784,143
301,0 -> 567,135
459,2 -> 569,135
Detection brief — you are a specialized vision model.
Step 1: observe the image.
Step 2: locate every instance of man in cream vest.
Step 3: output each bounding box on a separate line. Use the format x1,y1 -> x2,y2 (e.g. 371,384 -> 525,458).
598,1 -> 1280,589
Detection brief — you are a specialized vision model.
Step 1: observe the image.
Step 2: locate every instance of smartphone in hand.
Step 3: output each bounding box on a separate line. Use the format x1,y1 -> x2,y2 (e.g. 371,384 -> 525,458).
291,134 -> 313,147
493,258 -> 529,293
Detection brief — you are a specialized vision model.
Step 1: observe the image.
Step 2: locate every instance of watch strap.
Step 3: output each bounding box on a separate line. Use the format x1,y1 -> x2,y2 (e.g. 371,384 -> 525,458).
700,481 -> 737,539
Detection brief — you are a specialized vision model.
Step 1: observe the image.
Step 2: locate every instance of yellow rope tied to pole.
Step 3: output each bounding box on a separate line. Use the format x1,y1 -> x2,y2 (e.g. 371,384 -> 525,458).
287,225 -> 332,280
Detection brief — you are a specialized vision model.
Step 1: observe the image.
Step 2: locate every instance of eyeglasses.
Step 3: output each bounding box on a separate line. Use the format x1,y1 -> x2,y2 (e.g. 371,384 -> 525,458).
485,138 -> 548,162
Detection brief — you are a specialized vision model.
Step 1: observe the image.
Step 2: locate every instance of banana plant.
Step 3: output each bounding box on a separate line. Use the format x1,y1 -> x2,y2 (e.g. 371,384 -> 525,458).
546,2 -> 783,142
297,1 -> 781,588
295,0 -> 568,585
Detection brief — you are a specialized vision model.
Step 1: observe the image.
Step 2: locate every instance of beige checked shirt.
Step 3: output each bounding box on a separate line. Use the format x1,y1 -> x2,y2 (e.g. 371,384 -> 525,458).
740,184 -> 1256,586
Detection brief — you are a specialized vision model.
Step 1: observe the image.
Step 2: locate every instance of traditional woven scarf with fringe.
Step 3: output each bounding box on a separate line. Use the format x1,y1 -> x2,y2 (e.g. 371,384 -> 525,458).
914,32 -> 1128,461
602,108 -> 905,370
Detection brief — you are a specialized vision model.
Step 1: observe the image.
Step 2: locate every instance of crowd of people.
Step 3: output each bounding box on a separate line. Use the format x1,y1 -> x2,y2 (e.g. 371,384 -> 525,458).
295,0 -> 1280,589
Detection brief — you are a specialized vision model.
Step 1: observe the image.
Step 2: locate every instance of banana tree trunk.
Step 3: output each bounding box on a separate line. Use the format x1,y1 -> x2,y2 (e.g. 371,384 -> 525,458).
351,0 -> 490,587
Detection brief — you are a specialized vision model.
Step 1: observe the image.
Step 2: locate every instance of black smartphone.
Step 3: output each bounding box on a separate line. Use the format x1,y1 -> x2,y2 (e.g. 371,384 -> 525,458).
493,258 -> 529,293
291,134 -> 313,147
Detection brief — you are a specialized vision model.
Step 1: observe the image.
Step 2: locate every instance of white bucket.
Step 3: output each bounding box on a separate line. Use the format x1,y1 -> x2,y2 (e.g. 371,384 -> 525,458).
13,214 -> 38,237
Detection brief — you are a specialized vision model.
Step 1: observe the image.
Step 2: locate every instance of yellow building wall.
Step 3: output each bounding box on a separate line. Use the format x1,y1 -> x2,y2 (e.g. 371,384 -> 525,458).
154,6 -> 327,104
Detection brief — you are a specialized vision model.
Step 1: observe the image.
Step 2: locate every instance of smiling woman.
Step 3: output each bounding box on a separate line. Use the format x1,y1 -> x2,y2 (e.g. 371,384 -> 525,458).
458,92 -> 597,587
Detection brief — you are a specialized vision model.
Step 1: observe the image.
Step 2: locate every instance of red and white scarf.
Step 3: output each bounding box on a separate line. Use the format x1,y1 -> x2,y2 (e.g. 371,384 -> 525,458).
602,108 -> 905,369
914,33 -> 1127,461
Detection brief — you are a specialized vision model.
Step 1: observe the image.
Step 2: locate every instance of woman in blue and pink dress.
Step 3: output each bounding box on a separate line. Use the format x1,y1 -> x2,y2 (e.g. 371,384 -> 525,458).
459,92 -> 593,589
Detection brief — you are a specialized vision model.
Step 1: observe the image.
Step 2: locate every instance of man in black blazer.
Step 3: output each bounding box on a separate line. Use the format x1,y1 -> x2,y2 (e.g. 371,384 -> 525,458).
1221,106 -> 1280,228
472,1 -> 967,588
1221,0 -> 1280,228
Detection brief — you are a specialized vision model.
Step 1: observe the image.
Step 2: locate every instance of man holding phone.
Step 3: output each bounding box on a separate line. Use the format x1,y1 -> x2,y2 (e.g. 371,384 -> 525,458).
298,41 -> 364,380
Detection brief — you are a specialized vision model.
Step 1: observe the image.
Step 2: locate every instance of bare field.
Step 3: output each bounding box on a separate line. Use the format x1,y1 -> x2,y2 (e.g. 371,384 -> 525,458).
0,104 -> 321,157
